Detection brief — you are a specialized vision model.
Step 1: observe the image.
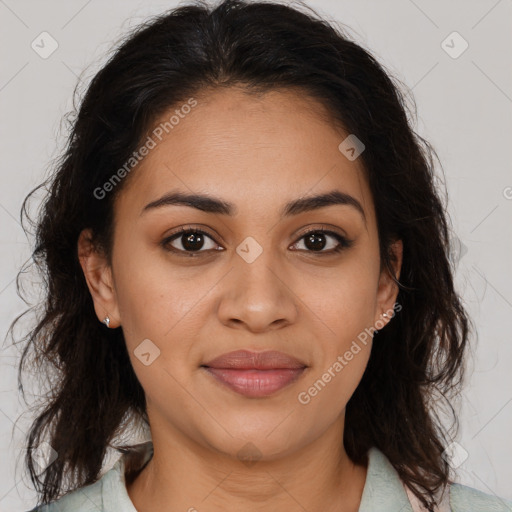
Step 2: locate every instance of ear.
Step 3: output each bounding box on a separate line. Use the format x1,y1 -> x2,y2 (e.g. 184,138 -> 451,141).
77,228 -> 120,328
374,239 -> 403,327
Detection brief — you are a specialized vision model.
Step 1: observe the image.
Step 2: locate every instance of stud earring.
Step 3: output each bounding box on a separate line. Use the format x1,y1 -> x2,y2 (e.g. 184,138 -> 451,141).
102,316 -> 110,328
382,313 -> 389,319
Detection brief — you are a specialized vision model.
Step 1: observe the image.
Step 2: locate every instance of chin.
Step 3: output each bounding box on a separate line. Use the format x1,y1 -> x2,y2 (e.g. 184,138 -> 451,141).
199,416 -> 309,462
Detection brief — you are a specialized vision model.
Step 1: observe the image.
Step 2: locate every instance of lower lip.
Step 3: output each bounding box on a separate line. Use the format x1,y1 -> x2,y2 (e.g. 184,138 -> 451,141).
203,367 -> 306,398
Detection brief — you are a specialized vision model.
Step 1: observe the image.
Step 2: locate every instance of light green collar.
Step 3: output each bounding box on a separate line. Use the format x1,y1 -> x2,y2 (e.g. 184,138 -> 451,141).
358,447 -> 414,511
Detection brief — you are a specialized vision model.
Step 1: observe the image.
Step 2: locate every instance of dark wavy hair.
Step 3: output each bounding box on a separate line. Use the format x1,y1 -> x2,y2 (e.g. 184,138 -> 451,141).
10,0 -> 470,508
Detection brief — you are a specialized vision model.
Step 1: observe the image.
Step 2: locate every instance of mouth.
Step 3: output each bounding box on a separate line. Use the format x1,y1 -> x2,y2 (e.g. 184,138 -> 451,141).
201,349 -> 308,398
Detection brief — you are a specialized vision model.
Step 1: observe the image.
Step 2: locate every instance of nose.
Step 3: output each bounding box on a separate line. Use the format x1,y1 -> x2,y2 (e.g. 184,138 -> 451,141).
216,250 -> 299,333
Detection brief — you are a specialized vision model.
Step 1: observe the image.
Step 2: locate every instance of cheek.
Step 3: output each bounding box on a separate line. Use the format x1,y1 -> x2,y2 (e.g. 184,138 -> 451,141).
111,235 -> 207,340
296,344 -> 371,433
293,255 -> 378,404
299,260 -> 379,345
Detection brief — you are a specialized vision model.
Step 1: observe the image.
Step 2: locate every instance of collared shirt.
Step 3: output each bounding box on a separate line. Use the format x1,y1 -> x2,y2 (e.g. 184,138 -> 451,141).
28,441 -> 512,511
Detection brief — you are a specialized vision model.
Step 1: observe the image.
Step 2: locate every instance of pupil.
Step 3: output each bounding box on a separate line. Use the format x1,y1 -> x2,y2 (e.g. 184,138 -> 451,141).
305,232 -> 326,251
183,232 -> 204,251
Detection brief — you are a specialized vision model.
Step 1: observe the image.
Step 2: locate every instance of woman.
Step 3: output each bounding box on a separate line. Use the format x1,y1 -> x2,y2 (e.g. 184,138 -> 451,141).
14,0 -> 510,510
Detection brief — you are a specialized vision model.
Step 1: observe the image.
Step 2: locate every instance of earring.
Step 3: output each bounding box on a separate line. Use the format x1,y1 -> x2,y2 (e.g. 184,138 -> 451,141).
382,313 -> 389,319
102,316 -> 110,328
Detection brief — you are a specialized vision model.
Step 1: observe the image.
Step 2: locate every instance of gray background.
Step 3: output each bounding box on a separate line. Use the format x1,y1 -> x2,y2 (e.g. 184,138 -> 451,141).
1,0 -> 511,510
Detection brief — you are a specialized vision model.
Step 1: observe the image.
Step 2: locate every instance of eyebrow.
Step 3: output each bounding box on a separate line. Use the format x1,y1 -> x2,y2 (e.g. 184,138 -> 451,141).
141,189 -> 366,222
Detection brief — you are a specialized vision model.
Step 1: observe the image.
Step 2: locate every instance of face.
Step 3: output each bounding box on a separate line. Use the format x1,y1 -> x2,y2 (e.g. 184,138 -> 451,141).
80,86 -> 402,462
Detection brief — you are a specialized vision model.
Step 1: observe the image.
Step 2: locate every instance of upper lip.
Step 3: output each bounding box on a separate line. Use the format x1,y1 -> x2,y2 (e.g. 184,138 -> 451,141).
202,350 -> 307,370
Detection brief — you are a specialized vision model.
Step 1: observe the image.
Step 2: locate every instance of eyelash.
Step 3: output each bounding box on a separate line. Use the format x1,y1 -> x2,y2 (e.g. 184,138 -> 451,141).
160,226 -> 354,257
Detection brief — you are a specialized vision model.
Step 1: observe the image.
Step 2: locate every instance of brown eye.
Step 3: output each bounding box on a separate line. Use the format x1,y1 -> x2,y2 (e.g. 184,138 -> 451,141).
292,229 -> 353,254
161,228 -> 221,255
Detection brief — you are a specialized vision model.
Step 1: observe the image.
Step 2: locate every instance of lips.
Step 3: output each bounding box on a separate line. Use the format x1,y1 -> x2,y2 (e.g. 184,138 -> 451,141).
201,350 -> 307,398
203,349 -> 307,370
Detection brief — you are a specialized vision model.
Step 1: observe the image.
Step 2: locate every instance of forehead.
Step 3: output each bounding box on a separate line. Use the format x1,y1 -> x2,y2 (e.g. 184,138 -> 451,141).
117,87 -> 374,223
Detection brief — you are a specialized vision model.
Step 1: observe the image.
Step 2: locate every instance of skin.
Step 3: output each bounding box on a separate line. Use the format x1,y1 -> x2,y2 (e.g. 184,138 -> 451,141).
78,86 -> 402,512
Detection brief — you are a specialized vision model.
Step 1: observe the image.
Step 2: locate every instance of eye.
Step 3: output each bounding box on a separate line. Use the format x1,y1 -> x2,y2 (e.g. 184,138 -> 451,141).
291,228 -> 353,254
161,226 -> 353,257
161,227 -> 222,256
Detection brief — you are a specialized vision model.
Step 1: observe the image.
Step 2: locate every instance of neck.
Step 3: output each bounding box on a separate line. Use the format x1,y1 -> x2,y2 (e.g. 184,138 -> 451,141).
126,419 -> 367,512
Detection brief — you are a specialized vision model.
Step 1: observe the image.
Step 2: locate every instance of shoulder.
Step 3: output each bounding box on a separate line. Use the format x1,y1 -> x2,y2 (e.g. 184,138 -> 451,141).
26,459 -> 123,512
26,475 -> 106,512
365,446 -> 512,512
450,482 -> 512,512
26,441 -> 153,512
